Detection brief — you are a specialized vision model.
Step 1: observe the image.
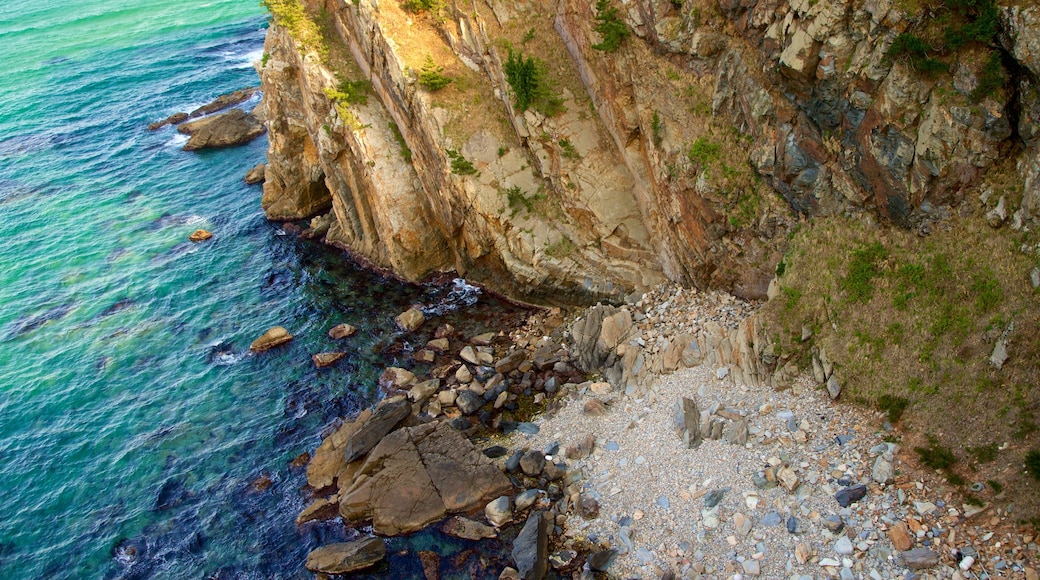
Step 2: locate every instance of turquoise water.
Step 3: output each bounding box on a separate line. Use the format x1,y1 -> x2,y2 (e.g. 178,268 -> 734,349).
0,2 -> 523,577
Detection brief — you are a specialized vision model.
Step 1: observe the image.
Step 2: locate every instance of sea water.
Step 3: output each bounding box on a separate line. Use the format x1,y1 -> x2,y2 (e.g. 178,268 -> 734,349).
0,2 -> 522,577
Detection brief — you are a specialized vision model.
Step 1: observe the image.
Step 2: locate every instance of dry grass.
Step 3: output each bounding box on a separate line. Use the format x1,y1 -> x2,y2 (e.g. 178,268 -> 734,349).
760,211 -> 1040,520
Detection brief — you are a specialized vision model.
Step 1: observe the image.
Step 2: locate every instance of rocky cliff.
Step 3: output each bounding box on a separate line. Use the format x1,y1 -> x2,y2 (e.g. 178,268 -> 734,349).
258,0 -> 1040,304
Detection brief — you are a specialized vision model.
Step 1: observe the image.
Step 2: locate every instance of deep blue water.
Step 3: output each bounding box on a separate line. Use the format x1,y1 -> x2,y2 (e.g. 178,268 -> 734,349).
0,2 -> 522,577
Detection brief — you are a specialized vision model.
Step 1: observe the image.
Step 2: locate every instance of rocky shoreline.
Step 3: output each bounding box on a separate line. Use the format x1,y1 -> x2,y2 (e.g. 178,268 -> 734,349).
282,283 -> 1038,579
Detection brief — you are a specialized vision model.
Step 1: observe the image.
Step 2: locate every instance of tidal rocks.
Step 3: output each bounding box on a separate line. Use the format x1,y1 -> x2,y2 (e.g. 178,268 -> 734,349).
485,496 -> 513,527
304,536 -> 385,575
395,307 -> 425,331
244,163 -> 266,185
178,108 -> 265,151
312,352 -> 345,368
188,229 -> 213,242
338,421 -> 511,535
442,516 -> 497,540
342,399 -> 411,463
328,323 -> 356,339
249,326 -> 293,352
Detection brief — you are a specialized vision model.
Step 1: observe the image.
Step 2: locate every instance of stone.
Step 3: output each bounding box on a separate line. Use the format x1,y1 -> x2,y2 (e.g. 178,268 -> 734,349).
244,163 -> 266,184
823,515 -> 845,533
249,326 -> 293,352
583,399 -> 608,416
343,399 -> 411,463
495,350 -> 527,374
704,488 -> 726,508
777,466 -> 799,492
872,453 -> 895,484
409,379 -> 440,403
990,321 -> 1014,369
328,323 -> 356,339
379,367 -> 416,391
760,511 -> 783,526
455,389 -> 482,415
486,496 -> 513,527
296,495 -> 340,524
515,489 -> 542,511
512,511 -> 549,580
304,537 -> 385,575
826,376 -> 841,399
675,397 -> 702,449
459,345 -> 480,364
795,542 -> 811,564
901,548 -> 940,570
834,484 -> 867,507
395,307 -> 425,331
520,450 -> 545,476
579,495 -> 599,519
834,537 -> 854,555
1031,267 -> 1040,289
427,337 -> 450,352
188,229 -> 213,242
742,559 -> 761,576
724,419 -> 749,445
733,512 -> 752,536
455,365 -> 473,383
178,108 -> 265,150
442,516 -> 497,540
312,351 -> 345,368
889,521 -> 914,551
548,550 -> 576,570
339,422 -> 511,535
588,549 -> 617,572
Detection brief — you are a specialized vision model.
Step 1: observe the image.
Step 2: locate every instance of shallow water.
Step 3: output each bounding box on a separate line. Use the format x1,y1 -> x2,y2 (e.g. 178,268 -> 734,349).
0,2 -> 524,577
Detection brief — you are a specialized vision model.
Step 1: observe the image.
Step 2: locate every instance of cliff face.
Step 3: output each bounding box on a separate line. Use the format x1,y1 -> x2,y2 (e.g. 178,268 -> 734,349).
259,0 -> 1040,304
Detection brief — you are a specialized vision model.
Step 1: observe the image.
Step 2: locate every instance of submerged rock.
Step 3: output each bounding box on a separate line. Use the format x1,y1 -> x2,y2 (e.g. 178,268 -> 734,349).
249,326 -> 293,352
312,351 -> 345,368
188,229 -> 212,242
304,536 -> 385,575
328,323 -> 357,339
395,307 -> 425,331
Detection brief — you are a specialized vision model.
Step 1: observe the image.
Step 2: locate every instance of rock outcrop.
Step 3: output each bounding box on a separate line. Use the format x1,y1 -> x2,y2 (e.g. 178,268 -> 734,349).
258,0 -> 1040,304
178,108 -> 265,151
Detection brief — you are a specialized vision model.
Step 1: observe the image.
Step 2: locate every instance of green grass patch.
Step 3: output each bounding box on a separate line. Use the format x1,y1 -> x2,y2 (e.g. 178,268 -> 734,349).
841,242 -> 888,303
545,236 -> 576,258
388,121 -> 412,163
502,186 -> 545,217
915,435 -> 958,470
651,111 -> 663,147
967,443 -> 999,463
878,394 -> 910,423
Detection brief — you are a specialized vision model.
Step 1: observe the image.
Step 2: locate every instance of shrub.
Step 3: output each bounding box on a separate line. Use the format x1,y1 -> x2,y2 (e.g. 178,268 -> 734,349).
418,55 -> 452,91
878,394 -> 910,423
651,111 -> 663,147
401,0 -> 441,12
841,242 -> 888,303
688,137 -> 721,167
1027,450 -> 1040,480
446,149 -> 478,176
915,435 -> 957,470
503,49 -> 564,116
971,51 -> 1005,102
592,0 -> 630,52
558,139 -> 580,160
503,186 -> 545,217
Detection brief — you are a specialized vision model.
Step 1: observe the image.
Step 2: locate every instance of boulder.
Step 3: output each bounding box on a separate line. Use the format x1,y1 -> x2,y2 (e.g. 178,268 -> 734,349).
178,108 -> 265,151
442,516 -> 497,540
379,367 -> 416,391
512,511 -> 549,580
343,399 -> 411,463
312,352 -> 345,368
485,495 -> 513,527
395,307 -> 425,331
188,229 -> 213,242
455,389 -> 482,415
408,379 -> 440,403
338,421 -> 512,535
188,87 -> 258,118
304,537 -> 386,575
244,163 -> 266,185
495,350 -> 528,374
249,326 -> 293,352
296,495 -> 339,524
306,409 -> 371,489
328,323 -> 356,339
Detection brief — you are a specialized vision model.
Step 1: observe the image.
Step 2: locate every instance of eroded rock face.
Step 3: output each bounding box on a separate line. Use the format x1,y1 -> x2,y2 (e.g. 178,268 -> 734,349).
338,421 -> 512,535
260,0 -> 1038,304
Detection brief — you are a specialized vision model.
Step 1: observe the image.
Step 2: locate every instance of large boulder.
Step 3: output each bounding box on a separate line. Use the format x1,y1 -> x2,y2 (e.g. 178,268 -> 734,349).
306,409 -> 372,490
338,421 -> 512,535
304,536 -> 385,574
249,326 -> 293,352
178,108 -> 265,151
512,511 -> 549,580
343,399 -> 412,463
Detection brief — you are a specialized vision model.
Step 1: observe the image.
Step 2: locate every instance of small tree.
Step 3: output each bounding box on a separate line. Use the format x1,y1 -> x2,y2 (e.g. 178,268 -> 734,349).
592,0 -> 630,52
418,55 -> 452,91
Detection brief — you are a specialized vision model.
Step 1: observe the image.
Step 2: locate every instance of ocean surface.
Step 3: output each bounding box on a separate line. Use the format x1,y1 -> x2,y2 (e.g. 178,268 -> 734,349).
0,1 -> 524,577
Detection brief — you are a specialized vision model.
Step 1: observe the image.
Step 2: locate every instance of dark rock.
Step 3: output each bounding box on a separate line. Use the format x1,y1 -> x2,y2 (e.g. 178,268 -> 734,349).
548,550 -> 576,570
823,515 -> 845,533
178,108 -> 265,151
500,421 -> 519,435
188,87 -> 258,118
148,111 -> 188,131
520,450 -> 546,476
304,537 -> 386,575
343,399 -> 411,463
787,516 -> 799,534
704,488 -> 726,508
505,450 -> 523,472
512,511 -> 549,580
449,416 -> 472,431
456,389 -> 482,415
760,511 -> 783,526
495,350 -> 528,374
483,445 -> 509,459
900,548 -> 940,570
579,496 -> 599,519
588,549 -> 617,572
834,484 -> 867,507
442,516 -> 497,540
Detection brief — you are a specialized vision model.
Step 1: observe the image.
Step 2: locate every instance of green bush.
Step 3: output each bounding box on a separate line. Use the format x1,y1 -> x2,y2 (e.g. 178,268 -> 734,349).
418,55 -> 452,91
503,49 -> 564,116
388,121 -> 412,163
971,51 -> 1005,102
558,139 -> 580,160
651,111 -> 663,147
446,149 -> 478,176
878,394 -> 910,423
592,0 -> 630,52
1026,449 -> 1040,480
401,0 -> 441,12
688,137 -> 721,167
915,435 -> 958,469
